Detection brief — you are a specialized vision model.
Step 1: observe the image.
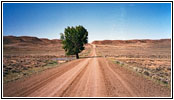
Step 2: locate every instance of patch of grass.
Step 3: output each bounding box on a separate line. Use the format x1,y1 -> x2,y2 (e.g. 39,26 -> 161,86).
45,60 -> 58,66
3,72 -> 23,83
3,60 -> 59,83
108,58 -> 171,89
115,61 -> 120,64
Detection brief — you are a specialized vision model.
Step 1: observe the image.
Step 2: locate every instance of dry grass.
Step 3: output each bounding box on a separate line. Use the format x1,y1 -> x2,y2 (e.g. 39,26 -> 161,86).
95,40 -> 171,87
3,41 -> 92,83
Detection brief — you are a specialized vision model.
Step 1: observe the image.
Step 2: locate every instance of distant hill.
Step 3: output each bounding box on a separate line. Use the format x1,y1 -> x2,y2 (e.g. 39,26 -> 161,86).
3,36 -> 61,45
92,39 -> 171,45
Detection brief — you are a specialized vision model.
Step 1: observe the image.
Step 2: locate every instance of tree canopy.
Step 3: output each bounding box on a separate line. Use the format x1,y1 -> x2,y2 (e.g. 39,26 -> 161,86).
60,25 -> 88,59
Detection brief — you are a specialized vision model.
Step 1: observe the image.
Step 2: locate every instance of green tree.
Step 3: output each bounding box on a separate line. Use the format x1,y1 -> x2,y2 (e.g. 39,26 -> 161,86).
60,25 -> 88,59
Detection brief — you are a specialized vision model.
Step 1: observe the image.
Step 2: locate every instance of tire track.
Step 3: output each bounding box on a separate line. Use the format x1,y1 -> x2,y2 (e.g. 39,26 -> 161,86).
27,58 -> 90,97
98,58 -> 119,97
98,58 -> 137,97
103,59 -> 137,97
3,44 -> 171,97
3,59 -> 82,97
59,60 -> 90,97
106,59 -> 171,97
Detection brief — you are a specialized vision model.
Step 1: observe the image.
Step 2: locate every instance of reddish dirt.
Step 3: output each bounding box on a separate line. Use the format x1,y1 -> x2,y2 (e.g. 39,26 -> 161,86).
92,39 -> 171,45
3,36 -> 91,56
3,36 -> 62,45
3,44 -> 171,97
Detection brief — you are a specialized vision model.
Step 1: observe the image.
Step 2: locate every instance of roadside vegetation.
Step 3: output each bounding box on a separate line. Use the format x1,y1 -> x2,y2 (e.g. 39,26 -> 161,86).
3,46 -> 91,83
3,55 -> 60,83
94,40 -> 171,88
3,26 -> 90,83
108,58 -> 171,88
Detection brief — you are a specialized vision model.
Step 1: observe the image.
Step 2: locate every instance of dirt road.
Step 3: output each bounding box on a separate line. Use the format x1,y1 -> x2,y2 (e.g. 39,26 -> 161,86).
3,44 -> 171,97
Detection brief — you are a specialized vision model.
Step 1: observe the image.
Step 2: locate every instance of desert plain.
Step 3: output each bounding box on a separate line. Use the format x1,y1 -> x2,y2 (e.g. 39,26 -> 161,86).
3,36 -> 171,97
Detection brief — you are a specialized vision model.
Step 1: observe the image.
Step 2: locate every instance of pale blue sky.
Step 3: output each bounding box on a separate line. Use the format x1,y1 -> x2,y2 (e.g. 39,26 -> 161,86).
3,3 -> 171,42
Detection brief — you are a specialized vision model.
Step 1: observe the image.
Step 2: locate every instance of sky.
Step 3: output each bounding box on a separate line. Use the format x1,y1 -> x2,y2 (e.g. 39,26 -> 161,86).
3,3 -> 171,42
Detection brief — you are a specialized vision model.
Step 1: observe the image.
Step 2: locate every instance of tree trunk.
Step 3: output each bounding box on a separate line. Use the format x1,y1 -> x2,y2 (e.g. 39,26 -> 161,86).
76,53 -> 79,59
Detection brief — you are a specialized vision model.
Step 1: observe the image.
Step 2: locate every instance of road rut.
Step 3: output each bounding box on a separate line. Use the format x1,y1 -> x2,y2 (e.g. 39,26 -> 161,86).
3,45 -> 171,97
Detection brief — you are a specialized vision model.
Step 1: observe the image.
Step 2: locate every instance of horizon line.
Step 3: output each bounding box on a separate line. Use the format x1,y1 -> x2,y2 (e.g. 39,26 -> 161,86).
3,35 -> 171,42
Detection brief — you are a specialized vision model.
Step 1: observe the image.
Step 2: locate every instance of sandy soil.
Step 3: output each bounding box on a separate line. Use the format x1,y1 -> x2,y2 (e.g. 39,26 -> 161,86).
94,40 -> 171,86
3,45 -> 171,97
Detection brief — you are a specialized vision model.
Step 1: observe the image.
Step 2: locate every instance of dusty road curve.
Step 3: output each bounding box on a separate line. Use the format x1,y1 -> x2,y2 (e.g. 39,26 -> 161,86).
3,45 -> 171,97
